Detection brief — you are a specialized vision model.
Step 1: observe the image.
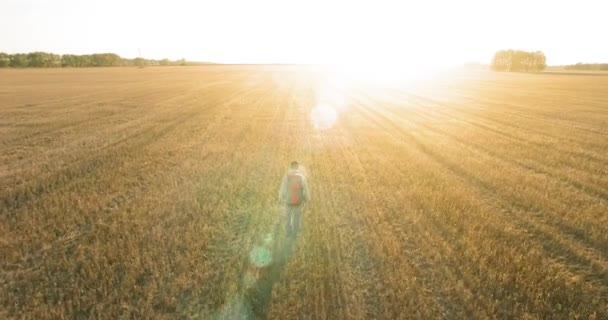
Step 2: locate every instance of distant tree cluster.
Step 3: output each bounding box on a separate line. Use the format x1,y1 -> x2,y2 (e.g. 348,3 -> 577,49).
0,52 -> 194,68
491,50 -> 547,72
564,63 -> 608,71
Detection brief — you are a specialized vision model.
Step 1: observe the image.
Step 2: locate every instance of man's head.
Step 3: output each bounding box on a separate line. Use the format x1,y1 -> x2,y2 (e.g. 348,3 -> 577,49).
290,160 -> 299,170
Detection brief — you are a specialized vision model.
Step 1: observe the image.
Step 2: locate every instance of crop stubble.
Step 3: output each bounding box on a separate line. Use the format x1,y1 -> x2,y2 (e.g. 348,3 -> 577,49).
1,66 -> 607,319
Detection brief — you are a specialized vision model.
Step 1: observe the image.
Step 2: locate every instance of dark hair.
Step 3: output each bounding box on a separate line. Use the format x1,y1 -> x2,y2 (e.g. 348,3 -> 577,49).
290,161 -> 299,169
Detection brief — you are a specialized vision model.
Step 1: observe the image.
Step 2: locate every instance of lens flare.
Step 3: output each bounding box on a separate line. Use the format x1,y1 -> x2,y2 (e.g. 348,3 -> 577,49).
249,246 -> 272,268
310,104 -> 338,130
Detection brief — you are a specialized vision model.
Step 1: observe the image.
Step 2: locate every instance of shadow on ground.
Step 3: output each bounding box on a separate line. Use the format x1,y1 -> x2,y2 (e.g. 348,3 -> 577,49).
208,221 -> 298,320
244,223 -> 297,320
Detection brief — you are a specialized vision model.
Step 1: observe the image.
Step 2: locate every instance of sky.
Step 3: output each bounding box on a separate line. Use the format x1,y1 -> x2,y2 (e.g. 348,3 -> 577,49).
1,0 -> 607,66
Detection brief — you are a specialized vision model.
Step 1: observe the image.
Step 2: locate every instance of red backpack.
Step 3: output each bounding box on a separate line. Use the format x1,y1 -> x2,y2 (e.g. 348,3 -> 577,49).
287,173 -> 304,205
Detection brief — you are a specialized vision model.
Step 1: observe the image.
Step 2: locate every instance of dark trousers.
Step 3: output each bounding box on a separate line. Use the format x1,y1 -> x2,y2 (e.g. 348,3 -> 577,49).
285,204 -> 302,237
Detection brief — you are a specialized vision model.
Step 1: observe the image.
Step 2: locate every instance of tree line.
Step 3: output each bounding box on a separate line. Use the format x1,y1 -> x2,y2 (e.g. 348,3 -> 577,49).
564,63 -> 608,71
491,50 -> 547,72
0,52 -> 194,68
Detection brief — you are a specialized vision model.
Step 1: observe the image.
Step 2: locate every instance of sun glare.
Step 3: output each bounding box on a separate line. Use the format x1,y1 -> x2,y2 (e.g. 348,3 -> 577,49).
325,62 -> 444,88
310,104 -> 339,130
309,73 -> 351,130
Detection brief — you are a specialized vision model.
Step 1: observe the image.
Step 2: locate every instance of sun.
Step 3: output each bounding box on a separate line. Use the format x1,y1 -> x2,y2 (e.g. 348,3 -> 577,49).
310,33 -> 444,86
320,61 -> 444,88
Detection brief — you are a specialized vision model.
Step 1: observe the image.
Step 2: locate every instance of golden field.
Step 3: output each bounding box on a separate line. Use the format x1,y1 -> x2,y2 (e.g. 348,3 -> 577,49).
1,66 -> 607,319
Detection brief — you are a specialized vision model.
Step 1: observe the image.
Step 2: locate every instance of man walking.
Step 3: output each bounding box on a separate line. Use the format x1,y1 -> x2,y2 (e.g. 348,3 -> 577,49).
278,161 -> 311,238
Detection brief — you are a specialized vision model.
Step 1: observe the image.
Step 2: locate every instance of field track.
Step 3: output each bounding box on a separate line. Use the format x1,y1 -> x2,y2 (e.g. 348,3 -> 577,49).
1,66 -> 607,319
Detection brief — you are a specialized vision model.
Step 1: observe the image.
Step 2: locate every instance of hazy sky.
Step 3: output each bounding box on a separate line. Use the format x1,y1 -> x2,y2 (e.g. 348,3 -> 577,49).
1,0 -> 606,66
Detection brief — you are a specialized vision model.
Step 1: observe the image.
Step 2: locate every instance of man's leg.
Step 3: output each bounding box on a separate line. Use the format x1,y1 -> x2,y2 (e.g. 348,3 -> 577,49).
285,205 -> 293,236
292,205 -> 302,237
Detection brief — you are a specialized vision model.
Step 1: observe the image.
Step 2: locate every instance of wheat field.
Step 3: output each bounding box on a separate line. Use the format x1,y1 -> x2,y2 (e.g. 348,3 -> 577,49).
1,66 -> 607,319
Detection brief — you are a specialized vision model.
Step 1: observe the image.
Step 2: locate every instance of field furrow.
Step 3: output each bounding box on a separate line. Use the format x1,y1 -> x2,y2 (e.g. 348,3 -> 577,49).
1,66 -> 607,319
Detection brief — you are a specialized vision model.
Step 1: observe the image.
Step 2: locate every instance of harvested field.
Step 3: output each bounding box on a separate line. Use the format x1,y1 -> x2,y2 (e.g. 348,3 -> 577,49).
1,66 -> 607,319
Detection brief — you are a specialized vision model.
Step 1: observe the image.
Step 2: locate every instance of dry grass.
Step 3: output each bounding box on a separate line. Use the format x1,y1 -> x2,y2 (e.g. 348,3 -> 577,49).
1,66 -> 607,319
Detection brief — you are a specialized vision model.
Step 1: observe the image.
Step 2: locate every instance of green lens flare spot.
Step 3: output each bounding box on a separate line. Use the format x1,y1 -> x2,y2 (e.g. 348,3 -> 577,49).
249,246 -> 272,268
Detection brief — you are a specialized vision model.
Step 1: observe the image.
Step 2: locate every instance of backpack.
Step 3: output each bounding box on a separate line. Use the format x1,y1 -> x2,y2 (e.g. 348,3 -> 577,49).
287,173 -> 304,206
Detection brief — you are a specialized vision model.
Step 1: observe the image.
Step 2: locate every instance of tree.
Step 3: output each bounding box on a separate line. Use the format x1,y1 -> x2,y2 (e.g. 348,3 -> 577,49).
79,55 -> 93,67
491,50 -> 546,72
28,52 -> 50,67
565,63 -> 608,71
134,57 -> 145,68
61,54 -> 79,67
491,50 -> 510,71
532,51 -> 546,71
9,53 -> 29,67
90,53 -> 121,67
0,52 -> 9,67
0,51 -> 191,68
24,52 -> 62,67
48,53 -> 61,67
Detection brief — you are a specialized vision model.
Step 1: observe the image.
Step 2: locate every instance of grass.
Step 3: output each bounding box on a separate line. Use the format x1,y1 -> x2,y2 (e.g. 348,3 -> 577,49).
1,66 -> 607,319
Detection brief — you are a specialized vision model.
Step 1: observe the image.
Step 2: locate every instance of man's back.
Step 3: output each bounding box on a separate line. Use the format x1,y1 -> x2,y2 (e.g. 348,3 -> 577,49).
279,161 -> 311,238
279,168 -> 310,205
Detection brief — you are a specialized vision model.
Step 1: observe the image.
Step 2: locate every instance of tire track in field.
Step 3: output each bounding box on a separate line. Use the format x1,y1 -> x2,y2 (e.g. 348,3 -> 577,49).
1,111 -> 191,213
0,79 -> 244,162
349,94 -> 608,317
0,110 -> 193,214
316,80 -> 601,320
354,90 -> 608,252
354,91 -> 608,248
1,87 -> 264,318
391,96 -> 608,208
334,137 -> 453,318
407,139 -> 608,314
0,85 -> 198,172
302,90 -> 466,318
0,85 -> 241,245
379,98 -> 608,253
397,85 -> 608,144
0,69 -> 240,139
311,134 -> 374,319
336,84 -> 494,318
301,77 -> 395,319
325,144 -> 388,319
0,91 -> 173,147
403,90 -> 608,154
456,93 -> 608,138
349,100 -> 566,317
418,92 -> 608,170
345,99 -> 508,318
0,74 -> 282,318
413,97 -> 608,167
0,69 -> 208,113
0,82 -> 264,213
393,91 -> 605,195
0,80 -> 190,143
356,84 -> 492,318
0,102 -> 174,186
382,89 -> 608,177
0,84 -> 262,215
283,80 -> 347,319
